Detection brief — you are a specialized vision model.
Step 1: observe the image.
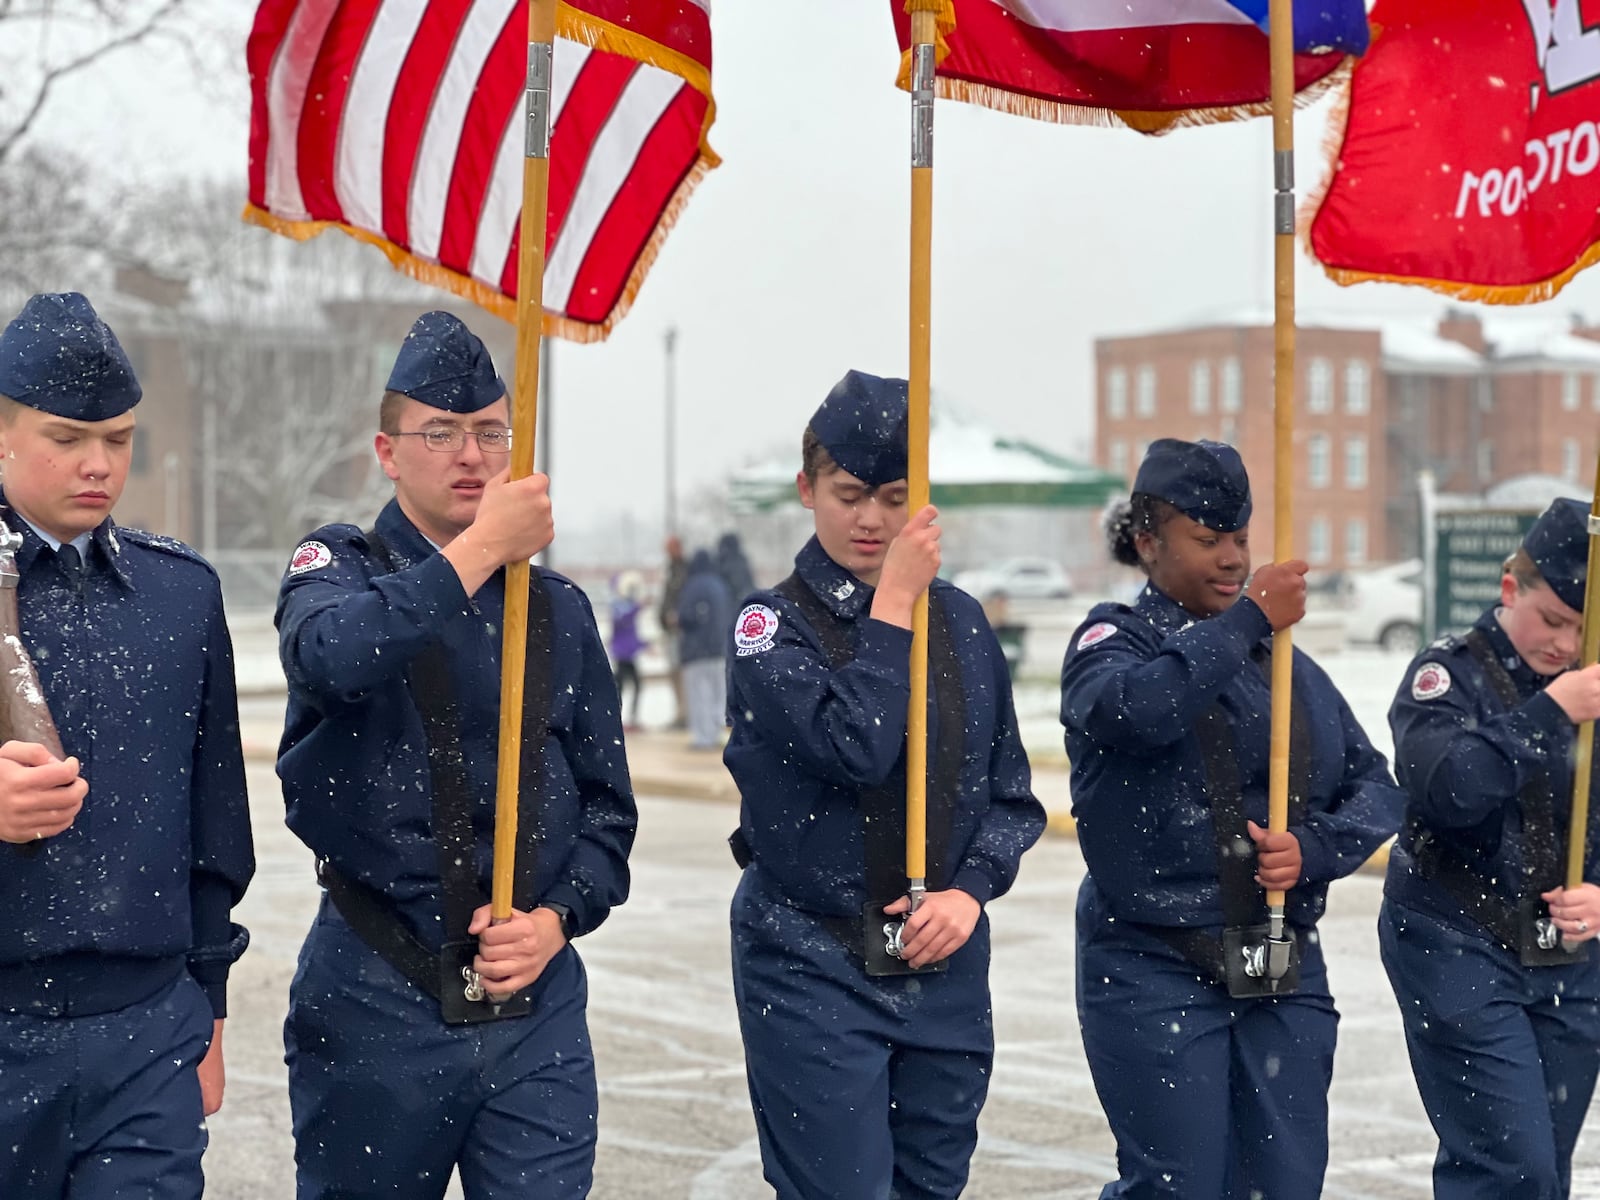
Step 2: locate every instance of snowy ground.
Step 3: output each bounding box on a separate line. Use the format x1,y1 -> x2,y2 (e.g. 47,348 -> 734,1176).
204,767 -> 1600,1200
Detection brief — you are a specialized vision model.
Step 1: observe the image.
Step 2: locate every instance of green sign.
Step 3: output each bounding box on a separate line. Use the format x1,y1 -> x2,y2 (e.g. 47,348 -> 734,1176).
1430,509 -> 1539,638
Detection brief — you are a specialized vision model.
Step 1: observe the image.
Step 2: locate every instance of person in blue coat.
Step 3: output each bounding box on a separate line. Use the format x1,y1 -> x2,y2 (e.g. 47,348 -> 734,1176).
0,293 -> 255,1198
1382,498 -> 1600,1200
275,311 -> 636,1200
1060,438 -> 1404,1199
677,547 -> 733,749
724,369 -> 1046,1200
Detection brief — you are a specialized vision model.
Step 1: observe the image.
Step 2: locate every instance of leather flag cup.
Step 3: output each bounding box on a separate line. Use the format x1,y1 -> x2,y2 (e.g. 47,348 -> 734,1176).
1308,0 -> 1600,304
891,0 -> 1368,135
246,1 -> 717,342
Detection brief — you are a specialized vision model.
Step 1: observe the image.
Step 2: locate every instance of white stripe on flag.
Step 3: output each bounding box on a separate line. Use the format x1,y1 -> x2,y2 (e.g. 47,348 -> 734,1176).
545,64 -> 681,311
683,0 -> 710,13
468,39 -> 592,287
985,0 -> 1254,33
335,0 -> 429,232
265,0 -> 342,218
410,0 -> 517,263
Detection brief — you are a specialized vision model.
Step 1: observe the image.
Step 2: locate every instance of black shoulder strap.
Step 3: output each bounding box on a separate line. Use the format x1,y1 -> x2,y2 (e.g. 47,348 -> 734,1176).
1193,642 -> 1311,929
772,574 -> 964,899
1462,631 -> 1560,892
366,530 -> 555,934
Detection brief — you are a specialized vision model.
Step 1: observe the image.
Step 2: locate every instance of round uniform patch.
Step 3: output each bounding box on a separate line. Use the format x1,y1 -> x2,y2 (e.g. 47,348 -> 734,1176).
288,541 -> 332,576
1076,622 -> 1119,652
734,604 -> 780,657
1411,662 -> 1452,701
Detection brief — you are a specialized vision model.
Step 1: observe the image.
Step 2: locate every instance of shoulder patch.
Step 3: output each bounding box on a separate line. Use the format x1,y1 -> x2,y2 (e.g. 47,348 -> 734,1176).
1076,621 -> 1119,652
288,540 -> 333,576
734,603 -> 781,657
1411,662 -> 1453,702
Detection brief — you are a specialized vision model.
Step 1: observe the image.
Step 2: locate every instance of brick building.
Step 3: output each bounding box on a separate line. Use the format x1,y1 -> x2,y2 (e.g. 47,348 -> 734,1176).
1095,311 -> 1600,570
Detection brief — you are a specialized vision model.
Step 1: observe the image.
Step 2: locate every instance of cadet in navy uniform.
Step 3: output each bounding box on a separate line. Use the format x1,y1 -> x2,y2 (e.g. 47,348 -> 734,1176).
1061,439 -> 1404,1199
1382,498 -> 1600,1199
276,312 -> 636,1199
0,293 -> 255,1198
725,370 -> 1046,1200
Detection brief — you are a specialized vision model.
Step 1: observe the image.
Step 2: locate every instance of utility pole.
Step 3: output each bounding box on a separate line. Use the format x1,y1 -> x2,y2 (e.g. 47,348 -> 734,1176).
664,325 -> 678,538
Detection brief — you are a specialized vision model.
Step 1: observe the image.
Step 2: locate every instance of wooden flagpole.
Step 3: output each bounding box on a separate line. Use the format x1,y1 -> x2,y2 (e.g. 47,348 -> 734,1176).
492,0 -> 557,922
1565,449 -> 1600,894
905,0 -> 940,916
1265,0 -> 1297,981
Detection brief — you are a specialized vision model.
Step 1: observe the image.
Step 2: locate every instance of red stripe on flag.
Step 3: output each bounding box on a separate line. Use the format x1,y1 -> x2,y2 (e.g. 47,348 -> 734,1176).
436,5 -> 524,275
559,88 -> 704,326
246,0 -> 301,207
381,0 -> 471,249
566,0 -> 711,72
294,0 -> 383,224
544,53 -> 641,255
896,2 -> 1342,113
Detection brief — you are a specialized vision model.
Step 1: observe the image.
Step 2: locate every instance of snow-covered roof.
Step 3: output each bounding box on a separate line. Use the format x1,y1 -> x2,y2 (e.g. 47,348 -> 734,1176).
1482,324 -> 1600,368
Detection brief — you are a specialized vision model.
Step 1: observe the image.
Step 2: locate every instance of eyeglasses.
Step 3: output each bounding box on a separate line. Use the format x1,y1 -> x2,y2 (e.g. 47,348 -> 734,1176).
393,427 -> 513,453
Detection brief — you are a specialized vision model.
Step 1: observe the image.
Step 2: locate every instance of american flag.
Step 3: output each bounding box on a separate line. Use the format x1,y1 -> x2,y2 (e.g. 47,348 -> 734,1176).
246,1 -> 717,342
892,0 -> 1367,136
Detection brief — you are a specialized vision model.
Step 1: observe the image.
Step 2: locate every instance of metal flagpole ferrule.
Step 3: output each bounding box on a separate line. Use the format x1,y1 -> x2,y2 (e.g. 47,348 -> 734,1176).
911,43 -> 935,168
525,41 -> 553,160
884,878 -> 928,961
1273,148 -> 1295,235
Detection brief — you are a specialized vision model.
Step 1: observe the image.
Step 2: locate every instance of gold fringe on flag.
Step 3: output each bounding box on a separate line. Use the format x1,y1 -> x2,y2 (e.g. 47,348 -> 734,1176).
908,60 -> 1351,137
243,142 -> 715,343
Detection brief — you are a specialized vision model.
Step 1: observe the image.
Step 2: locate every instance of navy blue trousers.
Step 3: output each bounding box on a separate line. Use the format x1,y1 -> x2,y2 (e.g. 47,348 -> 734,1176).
1076,881 -> 1338,1200
285,900 -> 597,1200
731,867 -> 995,1200
1380,900 -> 1600,1200
0,972 -> 213,1199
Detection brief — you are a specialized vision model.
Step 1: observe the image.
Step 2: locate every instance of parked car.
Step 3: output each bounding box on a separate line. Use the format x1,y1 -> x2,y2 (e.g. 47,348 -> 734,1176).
952,558 -> 1073,600
1339,559 -> 1423,653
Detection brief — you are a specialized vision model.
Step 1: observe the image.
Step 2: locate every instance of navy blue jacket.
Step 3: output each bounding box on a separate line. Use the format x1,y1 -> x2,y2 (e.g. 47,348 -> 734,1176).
1387,606 -> 1600,934
724,537 -> 1044,915
1060,585 -> 1404,928
0,514 -> 254,1017
276,500 -> 636,947
677,550 -> 733,664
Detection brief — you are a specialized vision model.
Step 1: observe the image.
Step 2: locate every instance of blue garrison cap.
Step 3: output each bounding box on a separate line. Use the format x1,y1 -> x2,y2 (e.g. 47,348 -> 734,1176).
0,293 -> 141,420
1133,438 -> 1253,533
809,370 -> 908,487
1524,497 -> 1590,612
386,311 -> 505,412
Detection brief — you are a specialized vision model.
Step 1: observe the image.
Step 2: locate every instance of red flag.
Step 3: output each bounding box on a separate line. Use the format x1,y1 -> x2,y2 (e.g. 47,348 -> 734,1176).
246,1 -> 717,342
890,0 -> 1363,136
1308,0 -> 1600,304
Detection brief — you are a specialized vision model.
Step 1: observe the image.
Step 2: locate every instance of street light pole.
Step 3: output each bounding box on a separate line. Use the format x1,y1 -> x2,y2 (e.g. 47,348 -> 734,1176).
664,325 -> 678,538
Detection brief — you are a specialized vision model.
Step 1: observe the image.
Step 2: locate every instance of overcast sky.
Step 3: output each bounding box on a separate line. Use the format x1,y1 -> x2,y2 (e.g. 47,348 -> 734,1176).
34,1 -> 1600,539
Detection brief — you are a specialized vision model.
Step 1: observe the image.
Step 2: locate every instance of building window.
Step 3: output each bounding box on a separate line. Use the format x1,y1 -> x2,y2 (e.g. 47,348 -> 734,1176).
1135,440 -> 1149,466
1345,518 -> 1367,566
1592,376 -> 1600,412
1307,434 -> 1331,488
1136,365 -> 1157,418
1190,360 -> 1211,414
1107,367 -> 1128,419
1345,360 -> 1370,414
1564,372 -> 1581,411
1565,437 -> 1582,481
1478,438 -> 1494,481
1345,436 -> 1368,488
1308,358 -> 1333,414
1308,516 -> 1331,565
131,431 -> 149,476
1220,356 -> 1242,413
1219,418 -> 1238,446
1108,439 -> 1128,479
